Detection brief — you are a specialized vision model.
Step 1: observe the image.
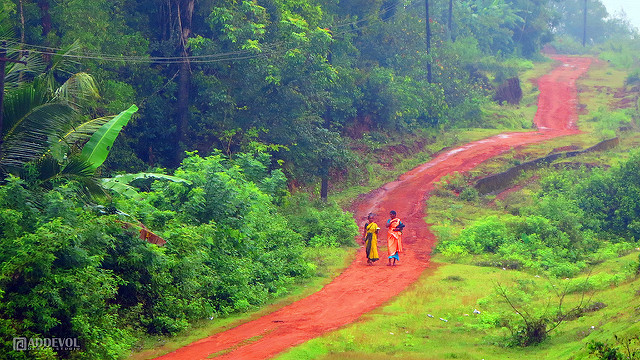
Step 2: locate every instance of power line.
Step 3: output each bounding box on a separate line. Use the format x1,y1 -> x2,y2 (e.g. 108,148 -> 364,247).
1,39 -> 290,63
0,0 -> 423,65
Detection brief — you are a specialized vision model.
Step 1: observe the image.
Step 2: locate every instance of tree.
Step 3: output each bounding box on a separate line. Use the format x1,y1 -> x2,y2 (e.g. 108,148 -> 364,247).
495,277 -> 592,347
175,0 -> 195,165
0,75 -> 77,174
552,0 -> 636,44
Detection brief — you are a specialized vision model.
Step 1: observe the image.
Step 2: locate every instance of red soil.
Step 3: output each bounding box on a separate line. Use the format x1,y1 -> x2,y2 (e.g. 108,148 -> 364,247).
153,55 -> 592,360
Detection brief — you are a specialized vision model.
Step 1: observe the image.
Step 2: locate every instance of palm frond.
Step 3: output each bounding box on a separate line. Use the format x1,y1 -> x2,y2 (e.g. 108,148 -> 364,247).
1,102 -> 77,168
55,72 -> 100,109
0,23 -> 15,41
47,40 -> 83,77
2,84 -> 48,131
75,176 -> 108,200
44,156 -> 106,199
58,115 -> 114,146
60,156 -> 96,178
31,155 -> 62,183
4,51 -> 48,89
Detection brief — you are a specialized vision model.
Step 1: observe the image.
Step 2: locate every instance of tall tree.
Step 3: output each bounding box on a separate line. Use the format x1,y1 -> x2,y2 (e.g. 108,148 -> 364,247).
175,0 -> 195,165
448,0 -> 453,37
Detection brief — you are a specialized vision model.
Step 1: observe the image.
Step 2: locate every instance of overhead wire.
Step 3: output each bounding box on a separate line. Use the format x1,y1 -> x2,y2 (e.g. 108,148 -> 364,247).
0,0 -> 423,64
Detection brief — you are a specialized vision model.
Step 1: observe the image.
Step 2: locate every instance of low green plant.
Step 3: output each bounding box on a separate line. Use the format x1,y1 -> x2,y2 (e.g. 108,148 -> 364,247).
588,107 -> 632,139
588,335 -> 640,360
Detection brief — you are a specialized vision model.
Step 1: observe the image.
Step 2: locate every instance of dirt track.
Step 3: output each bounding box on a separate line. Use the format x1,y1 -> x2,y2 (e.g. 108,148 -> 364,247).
153,56 -> 592,360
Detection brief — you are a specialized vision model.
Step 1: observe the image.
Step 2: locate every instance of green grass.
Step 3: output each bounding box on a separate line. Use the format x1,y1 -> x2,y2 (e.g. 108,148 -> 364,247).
274,252 -> 640,360
128,246 -> 356,360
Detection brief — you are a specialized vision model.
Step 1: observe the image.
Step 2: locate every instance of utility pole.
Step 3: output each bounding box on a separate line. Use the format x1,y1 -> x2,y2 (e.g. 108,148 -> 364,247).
0,41 -> 27,138
320,45 -> 333,202
448,0 -> 453,39
426,0 -> 432,83
582,0 -> 587,47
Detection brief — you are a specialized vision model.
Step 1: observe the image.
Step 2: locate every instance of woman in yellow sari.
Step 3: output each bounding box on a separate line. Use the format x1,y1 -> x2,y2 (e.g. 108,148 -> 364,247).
363,213 -> 380,265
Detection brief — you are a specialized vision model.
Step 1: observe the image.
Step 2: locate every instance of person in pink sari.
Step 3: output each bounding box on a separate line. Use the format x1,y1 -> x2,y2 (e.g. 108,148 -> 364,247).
386,210 -> 405,266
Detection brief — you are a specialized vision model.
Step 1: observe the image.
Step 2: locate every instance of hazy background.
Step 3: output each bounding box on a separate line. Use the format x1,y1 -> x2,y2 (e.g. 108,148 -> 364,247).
600,0 -> 640,30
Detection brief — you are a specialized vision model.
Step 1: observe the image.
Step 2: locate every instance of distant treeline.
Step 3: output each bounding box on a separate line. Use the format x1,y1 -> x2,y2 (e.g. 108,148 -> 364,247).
0,0 -> 636,185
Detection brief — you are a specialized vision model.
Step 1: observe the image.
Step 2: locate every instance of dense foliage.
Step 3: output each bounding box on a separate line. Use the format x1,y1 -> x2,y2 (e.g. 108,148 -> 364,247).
436,150 -> 640,277
0,0 -> 633,185
0,151 -> 358,359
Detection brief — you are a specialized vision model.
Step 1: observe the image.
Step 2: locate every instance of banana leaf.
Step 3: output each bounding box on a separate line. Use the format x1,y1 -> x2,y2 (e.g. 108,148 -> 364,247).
100,179 -> 140,198
101,172 -> 192,198
80,104 -> 138,170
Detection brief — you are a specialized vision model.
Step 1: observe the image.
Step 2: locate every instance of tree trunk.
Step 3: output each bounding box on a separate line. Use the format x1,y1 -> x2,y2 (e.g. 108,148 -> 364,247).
38,0 -> 53,63
320,172 -> 328,201
174,0 -> 195,165
448,0 -> 453,39
18,0 -> 25,44
0,43 -> 6,139
38,0 -> 52,37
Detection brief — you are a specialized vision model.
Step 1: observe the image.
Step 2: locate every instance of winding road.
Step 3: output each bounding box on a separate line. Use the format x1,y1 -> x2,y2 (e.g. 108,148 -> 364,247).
153,55 -> 593,360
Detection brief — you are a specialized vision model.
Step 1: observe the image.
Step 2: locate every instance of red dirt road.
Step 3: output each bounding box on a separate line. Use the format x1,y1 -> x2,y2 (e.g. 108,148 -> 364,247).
153,56 -> 592,360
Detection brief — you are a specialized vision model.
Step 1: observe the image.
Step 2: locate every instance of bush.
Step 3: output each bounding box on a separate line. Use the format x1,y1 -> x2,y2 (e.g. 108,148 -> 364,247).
281,193 -> 359,248
0,150 -> 360,358
588,335 -> 640,360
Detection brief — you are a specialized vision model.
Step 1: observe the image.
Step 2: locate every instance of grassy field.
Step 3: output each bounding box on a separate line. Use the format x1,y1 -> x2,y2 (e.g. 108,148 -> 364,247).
274,252 -> 639,360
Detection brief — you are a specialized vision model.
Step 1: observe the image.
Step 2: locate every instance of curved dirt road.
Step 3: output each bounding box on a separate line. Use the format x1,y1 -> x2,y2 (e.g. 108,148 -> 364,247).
153,55 -> 592,360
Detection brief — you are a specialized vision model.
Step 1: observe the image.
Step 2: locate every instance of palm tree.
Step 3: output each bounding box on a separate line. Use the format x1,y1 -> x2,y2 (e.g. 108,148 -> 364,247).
0,42 -> 138,197
0,78 -> 77,173
0,41 -> 99,176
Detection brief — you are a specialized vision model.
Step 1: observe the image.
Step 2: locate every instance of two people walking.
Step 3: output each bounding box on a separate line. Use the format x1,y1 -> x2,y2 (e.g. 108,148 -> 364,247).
362,210 -> 405,266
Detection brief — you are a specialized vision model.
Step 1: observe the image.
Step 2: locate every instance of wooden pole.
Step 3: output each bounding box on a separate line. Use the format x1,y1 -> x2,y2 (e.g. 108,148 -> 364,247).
426,0 -> 432,83
448,0 -> 453,39
0,42 -> 6,137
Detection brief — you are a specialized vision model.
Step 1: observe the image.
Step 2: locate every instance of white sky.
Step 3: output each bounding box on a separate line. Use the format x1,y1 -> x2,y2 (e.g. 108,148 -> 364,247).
599,0 -> 640,30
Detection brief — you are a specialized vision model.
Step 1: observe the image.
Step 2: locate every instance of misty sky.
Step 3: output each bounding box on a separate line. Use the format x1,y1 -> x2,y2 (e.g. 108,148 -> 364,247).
600,0 -> 640,30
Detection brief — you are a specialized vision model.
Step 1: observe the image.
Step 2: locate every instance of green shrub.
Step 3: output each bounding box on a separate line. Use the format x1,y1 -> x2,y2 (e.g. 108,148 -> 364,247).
459,186 -> 479,202
588,335 -> 640,360
281,193 -> 359,248
0,150 -> 359,358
